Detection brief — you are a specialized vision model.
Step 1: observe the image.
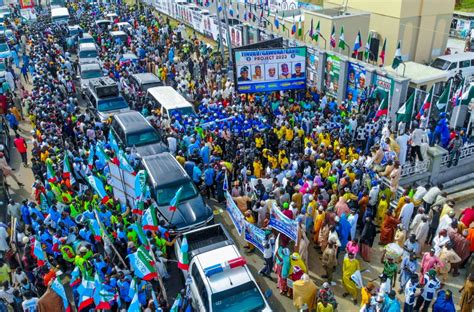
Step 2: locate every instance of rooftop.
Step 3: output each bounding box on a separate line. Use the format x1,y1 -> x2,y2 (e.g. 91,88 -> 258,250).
383,61 -> 447,84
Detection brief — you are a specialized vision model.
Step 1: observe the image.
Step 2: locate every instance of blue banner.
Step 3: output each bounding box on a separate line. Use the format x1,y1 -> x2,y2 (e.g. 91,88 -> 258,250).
225,191 -> 244,236
269,203 -> 298,241
244,222 -> 266,253
234,47 -> 307,93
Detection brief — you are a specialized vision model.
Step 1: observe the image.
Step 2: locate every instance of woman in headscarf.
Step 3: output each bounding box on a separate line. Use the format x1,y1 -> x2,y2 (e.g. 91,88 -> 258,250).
296,217 -> 310,267
313,206 -> 325,245
342,252 -> 360,305
289,252 -> 307,298
394,224 -> 406,248
432,289 -> 455,312
379,209 -> 400,245
360,216 -> 376,262
275,247 -> 291,296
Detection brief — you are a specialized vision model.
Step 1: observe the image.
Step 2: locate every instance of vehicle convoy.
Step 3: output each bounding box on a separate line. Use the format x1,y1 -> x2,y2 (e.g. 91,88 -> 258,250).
140,153 -> 213,232
110,111 -> 168,157
84,77 -> 130,121
175,224 -> 272,312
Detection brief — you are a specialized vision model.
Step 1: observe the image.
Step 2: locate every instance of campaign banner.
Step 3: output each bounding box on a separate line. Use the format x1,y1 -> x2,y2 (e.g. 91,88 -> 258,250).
346,62 -> 367,106
307,47 -> 319,87
234,47 -> 307,93
225,191 -> 244,236
324,54 -> 341,97
269,203 -> 298,241
20,0 -> 35,9
244,222 -> 266,253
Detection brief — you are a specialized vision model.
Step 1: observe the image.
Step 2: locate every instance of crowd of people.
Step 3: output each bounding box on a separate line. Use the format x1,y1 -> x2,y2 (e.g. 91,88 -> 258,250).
0,1 -> 471,312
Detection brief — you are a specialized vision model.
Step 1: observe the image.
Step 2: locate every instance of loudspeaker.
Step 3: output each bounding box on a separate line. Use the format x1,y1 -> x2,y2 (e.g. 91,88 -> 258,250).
370,37 -> 380,62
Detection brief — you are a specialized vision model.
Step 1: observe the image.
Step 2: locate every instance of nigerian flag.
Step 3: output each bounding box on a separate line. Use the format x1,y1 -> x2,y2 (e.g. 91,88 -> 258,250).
177,236 -> 190,270
397,91 -> 415,123
338,25 -> 346,50
128,246 -> 158,281
436,79 -> 452,110
392,41 -> 402,69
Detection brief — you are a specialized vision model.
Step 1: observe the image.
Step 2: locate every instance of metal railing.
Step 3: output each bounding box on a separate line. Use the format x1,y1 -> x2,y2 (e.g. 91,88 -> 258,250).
400,159 -> 431,177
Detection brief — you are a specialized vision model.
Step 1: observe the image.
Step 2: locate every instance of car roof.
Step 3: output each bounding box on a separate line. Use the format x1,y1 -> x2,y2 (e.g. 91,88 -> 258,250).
113,111 -> 153,133
95,19 -> 111,24
195,245 -> 253,294
80,63 -> 101,71
131,73 -> 160,84
435,52 -> 474,62
79,42 -> 96,49
81,33 -> 94,39
51,7 -> 69,15
110,30 -> 127,36
141,153 -> 189,188
68,25 -> 81,30
147,86 -> 193,110
122,53 -> 137,59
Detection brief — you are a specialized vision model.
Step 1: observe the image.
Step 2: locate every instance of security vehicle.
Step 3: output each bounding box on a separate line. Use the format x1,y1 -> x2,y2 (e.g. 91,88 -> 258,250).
175,224 -> 272,312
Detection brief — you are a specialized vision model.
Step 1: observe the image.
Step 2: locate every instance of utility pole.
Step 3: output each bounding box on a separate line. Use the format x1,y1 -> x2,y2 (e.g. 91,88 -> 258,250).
221,0 -> 234,63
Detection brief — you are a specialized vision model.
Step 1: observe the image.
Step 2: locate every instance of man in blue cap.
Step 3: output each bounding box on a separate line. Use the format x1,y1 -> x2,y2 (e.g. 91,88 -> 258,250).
292,63 -> 304,78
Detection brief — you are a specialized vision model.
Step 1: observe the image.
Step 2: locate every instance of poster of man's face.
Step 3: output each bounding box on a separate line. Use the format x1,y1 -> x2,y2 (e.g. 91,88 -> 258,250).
292,62 -> 305,78
237,66 -> 251,82
252,65 -> 263,80
279,63 -> 291,79
266,65 -> 278,80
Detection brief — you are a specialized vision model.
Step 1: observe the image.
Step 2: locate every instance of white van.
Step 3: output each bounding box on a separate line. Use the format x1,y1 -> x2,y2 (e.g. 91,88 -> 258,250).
146,86 -> 195,118
51,7 -> 69,25
78,42 -> 99,65
430,52 -> 474,79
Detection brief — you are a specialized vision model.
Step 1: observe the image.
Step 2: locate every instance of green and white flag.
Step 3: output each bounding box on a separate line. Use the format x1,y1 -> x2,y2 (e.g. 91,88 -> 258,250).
436,80 -> 452,110
364,32 -> 372,61
338,25 -> 346,50
392,41 -> 402,69
397,91 -> 415,123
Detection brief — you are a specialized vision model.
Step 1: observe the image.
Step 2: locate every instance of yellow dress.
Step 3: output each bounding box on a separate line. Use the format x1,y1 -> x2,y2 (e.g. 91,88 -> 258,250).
376,199 -> 388,226
342,257 -> 360,299
360,287 -> 371,307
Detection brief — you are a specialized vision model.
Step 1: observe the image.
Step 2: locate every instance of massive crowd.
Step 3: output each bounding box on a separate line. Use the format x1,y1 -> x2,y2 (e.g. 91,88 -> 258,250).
0,1 -> 471,312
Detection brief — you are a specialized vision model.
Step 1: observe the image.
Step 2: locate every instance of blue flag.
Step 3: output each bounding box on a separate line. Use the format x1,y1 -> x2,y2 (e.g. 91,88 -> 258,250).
108,131 -> 120,154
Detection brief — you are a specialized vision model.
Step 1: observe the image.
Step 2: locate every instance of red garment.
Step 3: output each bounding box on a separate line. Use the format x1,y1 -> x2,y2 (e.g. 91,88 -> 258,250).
14,137 -> 27,153
379,215 -> 400,245
460,208 -> 474,228
0,95 -> 7,114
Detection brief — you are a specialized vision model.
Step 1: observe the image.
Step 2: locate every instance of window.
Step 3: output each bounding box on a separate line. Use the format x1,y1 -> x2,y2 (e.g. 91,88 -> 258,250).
448,62 -> 457,70
97,97 -> 128,112
430,59 -> 450,70
460,60 -> 471,68
191,264 -> 209,311
211,281 -> 266,312
79,49 -> 98,59
81,69 -> 102,79
126,129 -> 160,147
156,181 -> 198,206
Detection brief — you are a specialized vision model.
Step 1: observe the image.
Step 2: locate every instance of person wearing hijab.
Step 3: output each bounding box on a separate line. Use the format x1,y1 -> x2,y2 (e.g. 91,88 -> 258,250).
379,209 -> 400,245
360,216 -> 376,262
342,252 -> 360,305
432,289 -> 455,312
274,247 -> 291,296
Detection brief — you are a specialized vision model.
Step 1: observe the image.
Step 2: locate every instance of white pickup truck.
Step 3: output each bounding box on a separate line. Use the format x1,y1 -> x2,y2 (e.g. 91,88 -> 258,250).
175,224 -> 272,312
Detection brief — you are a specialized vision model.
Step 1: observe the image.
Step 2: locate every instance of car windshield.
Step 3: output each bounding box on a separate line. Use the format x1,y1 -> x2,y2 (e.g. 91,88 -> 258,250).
0,62 -> 5,71
126,129 -> 160,147
97,97 -> 128,112
156,181 -> 198,206
142,82 -> 161,91
212,281 -> 266,312
169,107 -> 195,117
79,38 -> 95,44
81,69 -> 102,79
0,43 -> 8,52
69,28 -> 80,36
52,16 -> 68,23
79,50 -> 98,58
430,59 -> 450,70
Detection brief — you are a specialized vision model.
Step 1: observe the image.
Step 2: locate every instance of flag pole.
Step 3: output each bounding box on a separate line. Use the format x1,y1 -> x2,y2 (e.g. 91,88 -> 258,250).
146,237 -> 168,302
409,89 -> 417,130
445,79 -> 453,113
386,88 -> 392,127
426,88 -> 433,127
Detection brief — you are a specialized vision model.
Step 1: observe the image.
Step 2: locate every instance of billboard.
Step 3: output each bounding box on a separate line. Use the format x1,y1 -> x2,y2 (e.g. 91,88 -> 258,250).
307,47 -> 319,87
346,62 -> 367,108
234,47 -> 307,93
324,54 -> 341,97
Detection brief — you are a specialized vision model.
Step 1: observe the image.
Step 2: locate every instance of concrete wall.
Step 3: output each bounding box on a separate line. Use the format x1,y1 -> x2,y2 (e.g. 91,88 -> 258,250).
324,0 -> 455,63
302,10 -> 370,55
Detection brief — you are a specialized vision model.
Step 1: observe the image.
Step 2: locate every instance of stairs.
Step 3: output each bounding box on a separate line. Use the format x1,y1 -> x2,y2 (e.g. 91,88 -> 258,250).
444,173 -> 474,203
